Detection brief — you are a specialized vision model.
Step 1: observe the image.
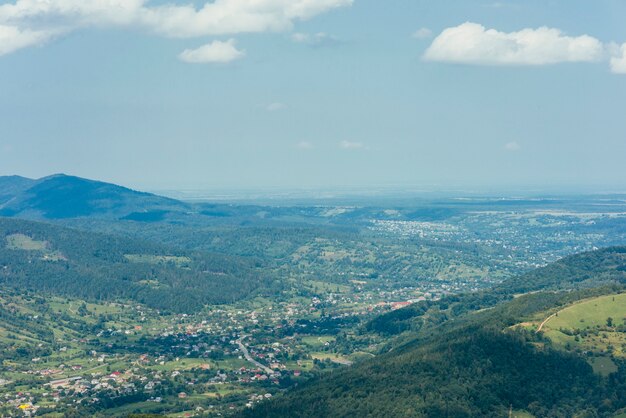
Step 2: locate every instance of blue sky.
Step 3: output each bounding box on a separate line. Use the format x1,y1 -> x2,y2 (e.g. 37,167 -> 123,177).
0,0 -> 625,191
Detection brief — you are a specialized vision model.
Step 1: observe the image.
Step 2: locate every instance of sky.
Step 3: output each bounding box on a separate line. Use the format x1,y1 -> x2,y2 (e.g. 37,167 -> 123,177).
0,0 -> 625,192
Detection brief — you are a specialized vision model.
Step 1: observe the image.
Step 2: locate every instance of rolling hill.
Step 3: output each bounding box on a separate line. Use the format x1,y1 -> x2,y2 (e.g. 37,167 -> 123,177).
0,217 -> 266,312
0,174 -> 188,220
365,246 -> 626,336
243,249 -> 626,418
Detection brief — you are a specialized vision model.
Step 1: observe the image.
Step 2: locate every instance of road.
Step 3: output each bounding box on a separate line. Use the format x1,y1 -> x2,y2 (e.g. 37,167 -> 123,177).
236,336 -> 274,375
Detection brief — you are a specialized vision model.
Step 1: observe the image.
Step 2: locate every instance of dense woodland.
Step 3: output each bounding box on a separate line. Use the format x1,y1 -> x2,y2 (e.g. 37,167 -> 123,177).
0,218 -> 266,312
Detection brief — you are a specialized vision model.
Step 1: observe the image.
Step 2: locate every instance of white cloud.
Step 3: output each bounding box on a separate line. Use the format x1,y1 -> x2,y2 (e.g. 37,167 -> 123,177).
178,39 -> 244,63
610,43 -> 626,74
296,141 -> 314,150
291,32 -> 339,47
339,140 -> 366,150
0,0 -> 353,56
411,28 -> 432,40
266,102 -> 286,111
0,24 -> 58,56
504,141 -> 521,151
424,22 -> 604,66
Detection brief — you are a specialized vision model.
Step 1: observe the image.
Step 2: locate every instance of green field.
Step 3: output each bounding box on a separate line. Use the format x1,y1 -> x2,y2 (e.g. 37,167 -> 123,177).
546,293 -> 626,329
301,335 -> 335,348
532,293 -> 626,360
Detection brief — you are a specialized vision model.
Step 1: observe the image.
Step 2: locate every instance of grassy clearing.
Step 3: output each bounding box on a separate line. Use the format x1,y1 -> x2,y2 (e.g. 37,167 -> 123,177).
5,233 -> 48,251
589,356 -> 618,377
285,359 -> 314,371
124,254 -> 191,266
524,293 -> 626,359
301,335 -> 335,348
547,293 -> 626,330
311,352 -> 352,365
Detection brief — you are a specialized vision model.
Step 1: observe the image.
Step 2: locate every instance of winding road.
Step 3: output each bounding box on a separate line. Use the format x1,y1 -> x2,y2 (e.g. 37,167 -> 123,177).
236,336 -> 274,375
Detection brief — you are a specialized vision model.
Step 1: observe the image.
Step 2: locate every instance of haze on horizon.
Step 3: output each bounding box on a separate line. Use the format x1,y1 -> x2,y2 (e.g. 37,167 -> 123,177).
0,0 -> 625,192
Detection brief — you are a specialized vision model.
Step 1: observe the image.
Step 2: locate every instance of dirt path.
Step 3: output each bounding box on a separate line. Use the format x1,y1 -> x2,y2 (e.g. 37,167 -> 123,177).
68,302 -> 77,314
537,313 -> 557,333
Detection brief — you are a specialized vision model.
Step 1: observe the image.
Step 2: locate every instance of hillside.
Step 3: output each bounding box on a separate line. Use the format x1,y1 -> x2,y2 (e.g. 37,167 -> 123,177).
365,246 -> 626,336
0,174 -> 188,220
514,293 -> 626,375
243,249 -> 626,418
501,247 -> 626,293
0,175 -> 35,206
244,288 -> 626,418
0,217 -> 265,312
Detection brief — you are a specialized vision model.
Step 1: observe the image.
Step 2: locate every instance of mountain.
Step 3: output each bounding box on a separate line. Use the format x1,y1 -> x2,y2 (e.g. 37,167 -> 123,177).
0,174 -> 188,220
243,249 -> 626,418
0,175 -> 36,206
0,217 -> 267,312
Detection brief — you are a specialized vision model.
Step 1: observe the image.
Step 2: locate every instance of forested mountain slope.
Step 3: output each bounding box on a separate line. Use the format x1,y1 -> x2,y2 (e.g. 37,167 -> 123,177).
244,248 -> 626,418
366,247 -> 626,336
0,175 -> 36,205
0,217 -> 265,312
0,174 -> 187,219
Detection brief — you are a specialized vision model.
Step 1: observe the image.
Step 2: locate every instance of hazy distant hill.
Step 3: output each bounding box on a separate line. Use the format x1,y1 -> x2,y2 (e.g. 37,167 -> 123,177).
245,248 -> 626,418
0,174 -> 188,220
0,175 -> 36,206
0,217 -> 265,312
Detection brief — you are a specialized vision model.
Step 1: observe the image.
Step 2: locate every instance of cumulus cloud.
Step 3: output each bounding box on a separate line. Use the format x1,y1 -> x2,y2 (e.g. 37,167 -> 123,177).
424,22 -> 604,66
339,140 -> 366,150
291,32 -> 339,48
0,0 -> 353,56
296,141 -> 314,150
411,28 -> 432,40
178,39 -> 244,63
0,24 -> 59,56
610,43 -> 626,74
504,141 -> 521,151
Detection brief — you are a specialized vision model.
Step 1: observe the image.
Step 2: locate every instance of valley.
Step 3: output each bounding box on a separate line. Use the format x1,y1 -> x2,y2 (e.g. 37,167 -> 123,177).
0,175 -> 626,417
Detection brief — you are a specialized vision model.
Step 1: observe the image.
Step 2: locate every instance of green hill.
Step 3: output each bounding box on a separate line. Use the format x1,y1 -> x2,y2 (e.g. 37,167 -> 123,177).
243,248 -> 626,418
516,293 -> 626,370
500,246 -> 626,294
0,217 -> 265,312
365,247 -> 626,336
245,289 -> 626,418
